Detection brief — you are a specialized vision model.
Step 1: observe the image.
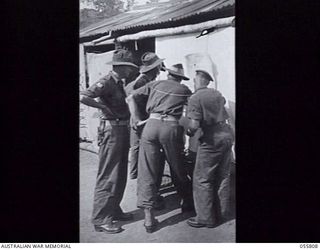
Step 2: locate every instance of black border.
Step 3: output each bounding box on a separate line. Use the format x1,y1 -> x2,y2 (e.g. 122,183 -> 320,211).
2,0 -> 79,242
236,0 -> 320,242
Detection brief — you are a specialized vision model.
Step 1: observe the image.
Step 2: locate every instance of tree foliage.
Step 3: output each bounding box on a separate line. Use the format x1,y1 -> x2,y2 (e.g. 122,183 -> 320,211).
80,0 -> 127,29
125,0 -> 135,11
80,0 -> 124,15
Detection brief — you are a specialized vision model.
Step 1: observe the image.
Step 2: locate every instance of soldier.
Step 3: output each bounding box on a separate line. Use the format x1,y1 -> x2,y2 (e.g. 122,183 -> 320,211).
80,49 -> 139,234
124,52 -> 165,180
186,70 -> 234,228
125,52 -> 166,210
126,64 -> 194,233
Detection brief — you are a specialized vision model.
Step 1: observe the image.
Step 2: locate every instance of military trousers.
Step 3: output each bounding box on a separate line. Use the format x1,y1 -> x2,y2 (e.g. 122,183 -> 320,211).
137,119 -> 192,208
91,122 -> 130,225
129,127 -> 140,179
129,124 -> 165,189
193,124 -> 234,225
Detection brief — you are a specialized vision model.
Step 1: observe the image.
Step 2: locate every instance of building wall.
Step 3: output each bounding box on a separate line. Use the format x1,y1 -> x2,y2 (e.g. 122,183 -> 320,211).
87,51 -> 113,84
79,49 -> 113,146
79,44 -> 90,140
156,27 -> 235,103
79,44 -> 86,91
79,26 -> 235,145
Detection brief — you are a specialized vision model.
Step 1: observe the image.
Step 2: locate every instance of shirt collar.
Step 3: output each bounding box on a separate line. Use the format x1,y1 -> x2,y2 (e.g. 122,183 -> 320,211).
195,86 -> 208,92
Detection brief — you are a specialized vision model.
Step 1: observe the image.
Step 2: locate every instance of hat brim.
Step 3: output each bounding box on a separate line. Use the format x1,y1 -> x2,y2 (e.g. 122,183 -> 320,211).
195,69 -> 214,81
166,68 -> 190,81
106,61 -> 139,69
140,58 -> 165,73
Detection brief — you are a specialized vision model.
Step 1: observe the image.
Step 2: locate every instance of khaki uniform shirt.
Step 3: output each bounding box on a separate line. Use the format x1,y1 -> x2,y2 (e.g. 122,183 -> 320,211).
132,79 -> 192,119
81,71 -> 130,120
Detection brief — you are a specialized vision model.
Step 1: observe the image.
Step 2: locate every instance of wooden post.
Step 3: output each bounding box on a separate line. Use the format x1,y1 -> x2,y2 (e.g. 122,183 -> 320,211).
83,46 -> 90,88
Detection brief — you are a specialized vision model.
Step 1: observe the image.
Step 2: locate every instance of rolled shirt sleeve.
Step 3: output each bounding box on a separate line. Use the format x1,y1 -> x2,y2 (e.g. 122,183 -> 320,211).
187,95 -> 203,121
131,81 -> 153,98
80,77 -> 109,98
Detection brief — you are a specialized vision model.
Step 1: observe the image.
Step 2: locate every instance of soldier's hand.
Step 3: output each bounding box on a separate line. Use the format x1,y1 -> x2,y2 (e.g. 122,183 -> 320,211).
136,119 -> 148,127
132,119 -> 141,131
186,128 -> 194,137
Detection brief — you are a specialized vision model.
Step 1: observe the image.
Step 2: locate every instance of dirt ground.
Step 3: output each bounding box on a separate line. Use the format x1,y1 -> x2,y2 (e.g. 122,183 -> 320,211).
80,149 -> 235,243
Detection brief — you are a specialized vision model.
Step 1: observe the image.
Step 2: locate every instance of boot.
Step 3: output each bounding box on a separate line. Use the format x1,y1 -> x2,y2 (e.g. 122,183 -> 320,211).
143,208 -> 158,233
181,197 -> 195,213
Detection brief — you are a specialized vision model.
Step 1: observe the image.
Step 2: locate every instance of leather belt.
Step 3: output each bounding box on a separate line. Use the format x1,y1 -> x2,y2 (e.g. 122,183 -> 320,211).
149,113 -> 178,122
202,121 -> 230,133
101,119 -> 129,126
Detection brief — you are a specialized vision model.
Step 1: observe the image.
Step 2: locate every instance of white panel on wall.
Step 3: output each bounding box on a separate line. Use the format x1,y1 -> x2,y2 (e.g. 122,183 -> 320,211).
185,52 -> 218,90
156,27 -> 235,103
87,51 -> 113,85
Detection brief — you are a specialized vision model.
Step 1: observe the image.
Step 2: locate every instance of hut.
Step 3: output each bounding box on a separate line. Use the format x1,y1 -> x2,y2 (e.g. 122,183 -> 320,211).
79,0 -> 235,148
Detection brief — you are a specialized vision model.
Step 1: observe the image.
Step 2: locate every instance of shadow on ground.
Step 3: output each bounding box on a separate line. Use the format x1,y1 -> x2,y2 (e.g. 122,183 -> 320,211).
117,186 -> 235,233
117,191 -> 195,230
80,150 -> 235,242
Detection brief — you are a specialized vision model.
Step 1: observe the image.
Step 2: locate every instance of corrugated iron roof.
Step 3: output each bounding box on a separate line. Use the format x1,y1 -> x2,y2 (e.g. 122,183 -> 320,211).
80,0 -> 234,39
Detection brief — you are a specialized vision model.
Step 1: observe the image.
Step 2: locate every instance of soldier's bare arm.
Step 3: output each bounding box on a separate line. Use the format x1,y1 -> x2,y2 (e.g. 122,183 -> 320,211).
126,94 -> 142,126
80,94 -> 103,109
80,94 -> 114,115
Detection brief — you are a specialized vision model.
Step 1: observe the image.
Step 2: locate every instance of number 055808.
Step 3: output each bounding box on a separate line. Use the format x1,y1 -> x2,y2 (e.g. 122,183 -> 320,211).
300,244 -> 318,248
